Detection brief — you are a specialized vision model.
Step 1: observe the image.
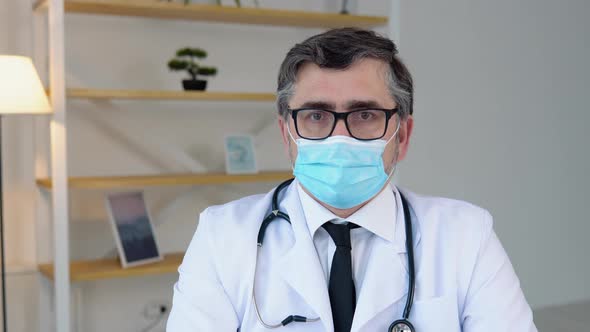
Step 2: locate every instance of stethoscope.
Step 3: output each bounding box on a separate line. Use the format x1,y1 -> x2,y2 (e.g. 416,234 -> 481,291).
252,178 -> 417,332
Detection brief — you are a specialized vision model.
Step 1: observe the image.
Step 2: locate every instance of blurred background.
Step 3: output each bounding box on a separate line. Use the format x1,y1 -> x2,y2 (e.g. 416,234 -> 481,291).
0,0 -> 588,331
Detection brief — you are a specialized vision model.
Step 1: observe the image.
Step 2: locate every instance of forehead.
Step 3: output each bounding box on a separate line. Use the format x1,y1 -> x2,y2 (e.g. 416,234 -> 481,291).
290,58 -> 395,108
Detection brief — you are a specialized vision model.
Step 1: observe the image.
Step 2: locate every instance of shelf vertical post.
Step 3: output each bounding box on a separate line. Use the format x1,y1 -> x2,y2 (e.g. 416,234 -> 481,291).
388,0 -> 401,47
48,0 -> 70,331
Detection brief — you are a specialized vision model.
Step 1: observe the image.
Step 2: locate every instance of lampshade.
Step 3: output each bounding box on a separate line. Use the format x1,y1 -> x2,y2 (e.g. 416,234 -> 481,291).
0,55 -> 52,115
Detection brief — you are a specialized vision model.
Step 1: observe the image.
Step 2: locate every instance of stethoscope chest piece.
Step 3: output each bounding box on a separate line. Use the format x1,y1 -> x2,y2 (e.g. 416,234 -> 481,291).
389,319 -> 415,332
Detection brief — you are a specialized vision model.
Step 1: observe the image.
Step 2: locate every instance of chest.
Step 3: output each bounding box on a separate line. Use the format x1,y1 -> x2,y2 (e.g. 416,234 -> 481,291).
234,223 -> 463,332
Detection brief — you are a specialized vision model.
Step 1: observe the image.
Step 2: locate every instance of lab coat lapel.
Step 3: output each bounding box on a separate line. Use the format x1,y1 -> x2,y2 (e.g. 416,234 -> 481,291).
276,182 -> 333,332
397,187 -> 422,275
350,239 -> 407,332
351,186 -> 422,332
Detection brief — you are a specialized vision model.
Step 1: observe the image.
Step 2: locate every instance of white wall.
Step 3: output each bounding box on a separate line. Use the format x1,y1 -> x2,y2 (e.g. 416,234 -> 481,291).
1,0 -> 589,330
397,0 -> 590,309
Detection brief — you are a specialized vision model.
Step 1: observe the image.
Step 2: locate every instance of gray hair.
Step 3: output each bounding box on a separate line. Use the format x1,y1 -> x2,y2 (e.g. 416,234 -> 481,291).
277,28 -> 413,120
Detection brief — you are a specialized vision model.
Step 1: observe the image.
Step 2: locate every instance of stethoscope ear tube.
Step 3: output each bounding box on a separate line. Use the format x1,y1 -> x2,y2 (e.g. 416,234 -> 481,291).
399,192 -> 416,321
257,178 -> 295,246
272,178 -> 295,211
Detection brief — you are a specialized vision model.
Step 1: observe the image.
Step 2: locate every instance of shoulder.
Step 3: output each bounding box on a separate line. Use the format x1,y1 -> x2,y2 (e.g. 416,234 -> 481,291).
194,189 -> 274,285
199,190 -> 273,237
400,188 -> 494,245
204,191 -> 271,220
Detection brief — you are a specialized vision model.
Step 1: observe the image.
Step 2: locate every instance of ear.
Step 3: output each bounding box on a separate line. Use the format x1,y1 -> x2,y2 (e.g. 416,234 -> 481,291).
396,115 -> 414,162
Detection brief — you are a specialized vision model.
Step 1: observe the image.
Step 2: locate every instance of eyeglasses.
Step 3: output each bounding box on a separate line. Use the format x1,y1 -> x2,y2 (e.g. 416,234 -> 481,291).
289,107 -> 399,140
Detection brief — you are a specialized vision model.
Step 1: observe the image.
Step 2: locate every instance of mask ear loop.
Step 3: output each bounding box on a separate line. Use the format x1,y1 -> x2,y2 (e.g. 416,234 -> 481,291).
384,117 -> 401,146
383,119 -> 402,181
286,122 -> 298,170
287,122 -> 297,144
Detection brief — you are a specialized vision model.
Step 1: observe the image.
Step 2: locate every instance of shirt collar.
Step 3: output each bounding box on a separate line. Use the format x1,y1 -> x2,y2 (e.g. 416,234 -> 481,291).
297,181 -> 398,243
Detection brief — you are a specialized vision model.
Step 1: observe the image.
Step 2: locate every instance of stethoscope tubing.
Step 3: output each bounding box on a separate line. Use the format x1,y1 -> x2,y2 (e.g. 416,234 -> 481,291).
252,179 -> 416,331
399,192 -> 415,320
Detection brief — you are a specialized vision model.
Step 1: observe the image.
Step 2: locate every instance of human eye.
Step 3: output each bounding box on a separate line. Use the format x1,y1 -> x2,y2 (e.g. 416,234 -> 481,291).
351,109 -> 380,121
303,110 -> 330,122
310,111 -> 324,121
359,111 -> 375,120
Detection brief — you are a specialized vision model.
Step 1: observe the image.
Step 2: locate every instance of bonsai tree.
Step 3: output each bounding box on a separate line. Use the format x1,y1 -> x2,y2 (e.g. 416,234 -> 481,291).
162,0 -> 255,6
168,47 -> 218,81
214,0 -> 260,7
214,0 -> 244,7
163,0 -> 192,5
168,47 -> 218,90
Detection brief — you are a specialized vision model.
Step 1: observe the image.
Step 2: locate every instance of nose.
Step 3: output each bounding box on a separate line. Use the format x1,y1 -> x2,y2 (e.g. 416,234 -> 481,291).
331,118 -> 350,137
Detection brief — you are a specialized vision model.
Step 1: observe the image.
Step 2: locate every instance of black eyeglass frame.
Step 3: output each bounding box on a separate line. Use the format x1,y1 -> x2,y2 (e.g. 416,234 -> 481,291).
289,107 -> 399,141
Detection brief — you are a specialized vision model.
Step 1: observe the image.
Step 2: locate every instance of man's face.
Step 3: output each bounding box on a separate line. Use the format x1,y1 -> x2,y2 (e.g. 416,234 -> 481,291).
279,58 -> 413,174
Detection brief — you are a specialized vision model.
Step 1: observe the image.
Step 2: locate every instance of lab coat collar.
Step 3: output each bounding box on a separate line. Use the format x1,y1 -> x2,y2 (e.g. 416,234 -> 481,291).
297,181 -> 398,244
276,180 -> 334,332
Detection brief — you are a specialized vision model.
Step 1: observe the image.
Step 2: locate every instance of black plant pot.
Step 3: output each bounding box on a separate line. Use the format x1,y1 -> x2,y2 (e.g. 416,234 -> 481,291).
182,79 -> 207,91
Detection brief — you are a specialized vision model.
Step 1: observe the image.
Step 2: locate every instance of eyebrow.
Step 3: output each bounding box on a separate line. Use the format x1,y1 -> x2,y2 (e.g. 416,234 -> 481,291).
296,101 -> 336,110
345,100 -> 384,110
294,99 -> 385,111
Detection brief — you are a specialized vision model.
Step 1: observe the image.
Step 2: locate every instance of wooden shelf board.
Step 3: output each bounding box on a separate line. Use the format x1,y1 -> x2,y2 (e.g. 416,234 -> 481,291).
63,88 -> 276,102
38,253 -> 183,282
33,0 -> 387,28
36,171 -> 293,189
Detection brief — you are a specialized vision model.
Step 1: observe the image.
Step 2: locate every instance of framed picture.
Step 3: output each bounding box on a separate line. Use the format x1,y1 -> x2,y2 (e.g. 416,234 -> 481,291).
224,135 -> 258,174
105,191 -> 163,268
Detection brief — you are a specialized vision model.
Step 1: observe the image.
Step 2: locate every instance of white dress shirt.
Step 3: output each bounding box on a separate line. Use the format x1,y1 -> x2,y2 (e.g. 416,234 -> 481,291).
297,182 -> 398,298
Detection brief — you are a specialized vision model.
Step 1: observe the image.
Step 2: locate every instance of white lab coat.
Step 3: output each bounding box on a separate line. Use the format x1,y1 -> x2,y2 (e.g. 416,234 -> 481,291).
166,181 -> 536,331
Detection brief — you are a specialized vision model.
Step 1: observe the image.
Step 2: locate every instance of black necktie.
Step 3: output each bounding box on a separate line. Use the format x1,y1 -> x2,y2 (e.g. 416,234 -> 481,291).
322,222 -> 359,332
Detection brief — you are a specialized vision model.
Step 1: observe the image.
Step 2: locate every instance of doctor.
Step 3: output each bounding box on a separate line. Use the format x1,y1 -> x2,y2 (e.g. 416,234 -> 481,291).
166,28 -> 537,332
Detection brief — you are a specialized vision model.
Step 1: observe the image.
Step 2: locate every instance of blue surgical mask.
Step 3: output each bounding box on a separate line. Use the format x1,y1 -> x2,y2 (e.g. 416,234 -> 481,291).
290,124 -> 399,209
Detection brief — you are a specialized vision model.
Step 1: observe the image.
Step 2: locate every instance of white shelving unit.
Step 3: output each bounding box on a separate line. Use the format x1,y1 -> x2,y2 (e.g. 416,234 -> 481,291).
31,1 -> 392,331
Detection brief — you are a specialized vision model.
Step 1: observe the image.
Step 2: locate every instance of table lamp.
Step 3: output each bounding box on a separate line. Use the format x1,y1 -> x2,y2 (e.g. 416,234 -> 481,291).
0,55 -> 52,331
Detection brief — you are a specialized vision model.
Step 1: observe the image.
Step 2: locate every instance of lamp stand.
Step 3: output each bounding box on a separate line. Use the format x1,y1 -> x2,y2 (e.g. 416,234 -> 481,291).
0,115 -> 7,332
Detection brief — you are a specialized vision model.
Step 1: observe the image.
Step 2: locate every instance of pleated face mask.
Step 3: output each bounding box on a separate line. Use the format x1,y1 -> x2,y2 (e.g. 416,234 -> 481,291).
290,123 -> 399,209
